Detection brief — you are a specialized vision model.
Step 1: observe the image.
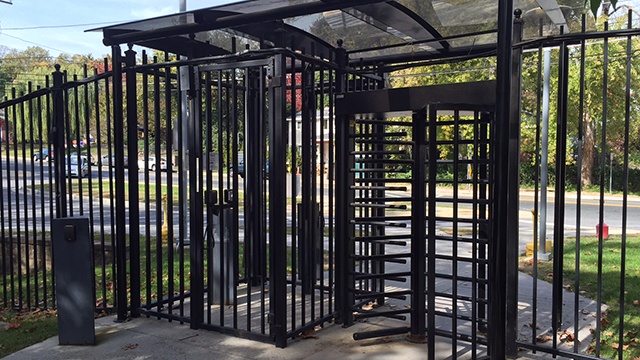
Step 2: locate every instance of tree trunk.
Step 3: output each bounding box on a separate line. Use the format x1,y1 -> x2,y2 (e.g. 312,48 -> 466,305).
581,112 -> 596,185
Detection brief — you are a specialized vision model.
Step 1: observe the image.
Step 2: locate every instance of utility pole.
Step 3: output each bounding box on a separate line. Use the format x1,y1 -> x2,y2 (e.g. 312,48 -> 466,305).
539,49 -> 551,261
178,0 -> 189,244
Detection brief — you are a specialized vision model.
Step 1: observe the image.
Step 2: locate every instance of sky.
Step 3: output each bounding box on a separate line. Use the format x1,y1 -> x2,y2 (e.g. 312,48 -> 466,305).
0,0 -> 234,58
3,0 -> 640,59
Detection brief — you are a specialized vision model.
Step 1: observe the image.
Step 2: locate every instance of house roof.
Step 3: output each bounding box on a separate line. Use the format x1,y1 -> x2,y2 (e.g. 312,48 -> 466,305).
92,0 -> 588,65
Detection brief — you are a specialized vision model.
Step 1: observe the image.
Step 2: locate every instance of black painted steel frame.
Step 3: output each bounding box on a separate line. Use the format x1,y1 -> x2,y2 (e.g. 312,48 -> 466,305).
101,46 -> 382,347
511,10 -> 640,360
2,5 -> 640,360
335,82 -> 497,359
0,61 -> 118,315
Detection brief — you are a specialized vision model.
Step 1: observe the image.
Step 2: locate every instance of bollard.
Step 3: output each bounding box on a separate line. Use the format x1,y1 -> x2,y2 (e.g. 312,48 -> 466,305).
52,217 -> 95,345
596,223 -> 609,239
212,208 -> 235,305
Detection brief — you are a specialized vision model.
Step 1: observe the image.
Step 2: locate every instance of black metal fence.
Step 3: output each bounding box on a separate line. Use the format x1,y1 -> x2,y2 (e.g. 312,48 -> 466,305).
513,11 -> 640,360
1,10 -> 640,359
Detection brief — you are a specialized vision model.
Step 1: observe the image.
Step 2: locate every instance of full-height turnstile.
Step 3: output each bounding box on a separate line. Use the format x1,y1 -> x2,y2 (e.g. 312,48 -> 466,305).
336,81 -> 498,358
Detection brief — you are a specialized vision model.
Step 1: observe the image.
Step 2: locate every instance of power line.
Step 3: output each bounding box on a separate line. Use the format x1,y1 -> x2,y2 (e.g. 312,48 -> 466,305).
1,20 -> 134,31
1,33 -> 68,54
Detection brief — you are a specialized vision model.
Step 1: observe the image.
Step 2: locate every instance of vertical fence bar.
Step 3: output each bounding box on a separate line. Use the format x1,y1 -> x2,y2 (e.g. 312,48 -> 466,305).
530,26 -> 543,351
6,90 -> 15,308
327,66 -> 335,318
165,61 -> 177,318
410,108 -> 427,342
34,86 -> 44,309
617,10 -> 633,360
82,66 -> 95,238
203,68 -> 213,327
0,99 -> 7,308
595,21 -> 610,358
427,106 -> 438,360
506,10 -> 523,356
574,13 -> 587,355
22,85 -> 32,310
189,62 -> 205,330
552,36 -> 569,349
141,51 -> 152,311
16,90 -> 25,310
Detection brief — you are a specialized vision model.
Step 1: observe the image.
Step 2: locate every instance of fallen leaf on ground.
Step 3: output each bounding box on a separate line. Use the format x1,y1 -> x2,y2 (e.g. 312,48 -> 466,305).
361,302 -> 377,311
612,343 -> 629,351
560,330 -> 574,342
122,343 -> 138,350
301,328 -> 317,339
6,322 -> 20,330
536,334 -> 552,343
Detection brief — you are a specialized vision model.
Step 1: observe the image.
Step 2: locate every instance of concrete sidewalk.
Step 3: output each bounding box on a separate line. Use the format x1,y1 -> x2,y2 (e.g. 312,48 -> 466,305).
4,271 -> 594,360
3,313 -> 448,360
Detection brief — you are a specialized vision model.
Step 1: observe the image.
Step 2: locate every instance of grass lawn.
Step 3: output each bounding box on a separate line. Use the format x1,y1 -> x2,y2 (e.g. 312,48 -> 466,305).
0,226 -> 315,357
520,235 -> 640,359
0,309 -> 58,358
35,179 -> 246,203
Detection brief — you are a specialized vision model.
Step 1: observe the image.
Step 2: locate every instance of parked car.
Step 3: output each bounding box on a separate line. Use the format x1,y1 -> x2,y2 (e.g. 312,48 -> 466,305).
101,154 -> 129,168
229,155 -> 269,179
33,148 -> 54,162
70,151 -> 98,166
64,156 -> 89,178
137,156 -> 173,171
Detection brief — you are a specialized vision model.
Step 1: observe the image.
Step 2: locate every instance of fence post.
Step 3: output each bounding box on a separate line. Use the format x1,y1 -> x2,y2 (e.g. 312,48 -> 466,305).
125,44 -> 141,318
506,9 -> 524,358
334,40 -> 354,327
51,64 -> 67,218
490,0 -> 515,358
269,52 -> 288,348
111,44 -> 128,323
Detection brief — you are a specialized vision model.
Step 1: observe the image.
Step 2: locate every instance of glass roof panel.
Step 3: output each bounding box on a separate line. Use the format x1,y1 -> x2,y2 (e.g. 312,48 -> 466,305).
212,0 -> 319,13
284,11 -> 409,54
93,0 -> 594,63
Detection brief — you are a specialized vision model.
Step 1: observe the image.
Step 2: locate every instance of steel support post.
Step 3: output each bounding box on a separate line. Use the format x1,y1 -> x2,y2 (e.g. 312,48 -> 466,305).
490,0 -> 514,357
334,42 -> 354,327
300,61 -> 315,295
124,46 -> 141,318
269,53 -> 288,348
111,45 -> 128,322
427,106 -> 438,359
245,68 -> 265,285
189,64 -> 205,330
51,65 -> 67,218
506,10 -> 523,357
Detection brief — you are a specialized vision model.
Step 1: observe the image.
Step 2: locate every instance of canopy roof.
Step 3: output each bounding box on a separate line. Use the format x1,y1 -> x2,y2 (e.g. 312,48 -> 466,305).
93,0 -> 588,65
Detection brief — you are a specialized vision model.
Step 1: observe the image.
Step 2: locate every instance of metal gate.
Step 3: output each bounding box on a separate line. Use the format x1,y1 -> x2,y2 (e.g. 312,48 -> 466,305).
336,81 -> 499,358
123,48 -> 368,347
